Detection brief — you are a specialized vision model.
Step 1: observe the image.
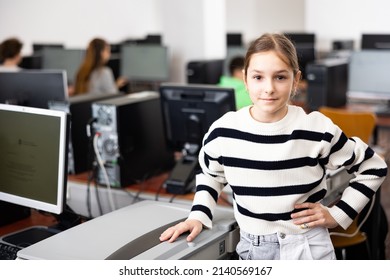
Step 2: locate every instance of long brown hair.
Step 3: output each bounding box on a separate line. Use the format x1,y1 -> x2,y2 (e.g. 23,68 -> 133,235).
74,38 -> 108,95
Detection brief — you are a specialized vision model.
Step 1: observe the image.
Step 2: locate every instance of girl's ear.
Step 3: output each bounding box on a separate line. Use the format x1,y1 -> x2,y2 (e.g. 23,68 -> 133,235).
242,69 -> 248,88
294,70 -> 302,86
291,71 -> 302,98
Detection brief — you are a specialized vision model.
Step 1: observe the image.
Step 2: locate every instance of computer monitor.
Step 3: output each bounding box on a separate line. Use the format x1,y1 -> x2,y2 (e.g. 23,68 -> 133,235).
227,33 -> 243,46
361,34 -> 390,50
224,46 -> 247,76
41,48 -> 85,84
284,33 -> 316,79
120,44 -> 169,82
295,45 -> 316,79
0,104 -> 71,249
186,59 -> 224,84
32,43 -> 64,53
0,104 -> 69,215
159,83 -> 236,194
284,32 -> 316,47
137,34 -> 162,45
0,70 -> 68,109
347,50 -> 390,114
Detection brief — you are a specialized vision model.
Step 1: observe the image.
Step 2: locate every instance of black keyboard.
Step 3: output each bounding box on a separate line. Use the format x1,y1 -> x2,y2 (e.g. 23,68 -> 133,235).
0,242 -> 21,260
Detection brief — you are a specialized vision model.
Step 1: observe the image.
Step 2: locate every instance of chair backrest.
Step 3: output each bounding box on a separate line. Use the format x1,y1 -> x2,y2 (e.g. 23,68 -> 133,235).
320,106 -> 377,258
318,106 -> 376,144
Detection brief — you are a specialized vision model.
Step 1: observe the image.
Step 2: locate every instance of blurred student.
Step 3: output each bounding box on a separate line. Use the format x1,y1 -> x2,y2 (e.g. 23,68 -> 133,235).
74,38 -> 127,96
218,56 -> 252,110
0,37 -> 23,71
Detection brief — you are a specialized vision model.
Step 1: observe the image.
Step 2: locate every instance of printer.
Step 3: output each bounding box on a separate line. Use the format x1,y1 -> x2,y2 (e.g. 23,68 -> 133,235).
17,200 -> 239,260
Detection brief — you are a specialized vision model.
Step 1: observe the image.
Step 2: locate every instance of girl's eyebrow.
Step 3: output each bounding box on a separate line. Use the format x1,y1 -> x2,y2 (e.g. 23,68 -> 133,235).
249,69 -> 290,74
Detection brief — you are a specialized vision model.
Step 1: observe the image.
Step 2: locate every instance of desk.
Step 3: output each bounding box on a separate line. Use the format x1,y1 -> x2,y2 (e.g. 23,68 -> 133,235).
66,171 -> 231,218
0,210 -> 57,237
0,167 -> 383,259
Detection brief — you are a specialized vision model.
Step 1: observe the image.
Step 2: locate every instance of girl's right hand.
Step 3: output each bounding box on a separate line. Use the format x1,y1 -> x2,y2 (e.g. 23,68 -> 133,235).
159,219 -> 203,243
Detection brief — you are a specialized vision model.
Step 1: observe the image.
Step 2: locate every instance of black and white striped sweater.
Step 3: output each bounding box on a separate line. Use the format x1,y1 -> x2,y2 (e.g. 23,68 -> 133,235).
188,105 -> 387,235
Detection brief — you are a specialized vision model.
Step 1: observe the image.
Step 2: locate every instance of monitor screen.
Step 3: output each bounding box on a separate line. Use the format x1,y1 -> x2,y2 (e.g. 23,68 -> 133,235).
159,83 -> 236,152
283,33 -> 316,79
227,33 -> 243,46
159,83 -> 236,194
224,46 -> 247,76
347,50 -> 390,101
186,59 -> 224,85
284,32 -> 315,46
295,45 -> 316,80
41,48 -> 85,84
361,34 -> 390,50
0,104 -> 69,215
32,43 -> 64,53
120,44 -> 169,82
0,70 -> 68,109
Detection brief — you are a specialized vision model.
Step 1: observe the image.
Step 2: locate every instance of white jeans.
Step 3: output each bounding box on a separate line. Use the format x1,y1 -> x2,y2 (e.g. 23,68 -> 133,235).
236,227 -> 336,260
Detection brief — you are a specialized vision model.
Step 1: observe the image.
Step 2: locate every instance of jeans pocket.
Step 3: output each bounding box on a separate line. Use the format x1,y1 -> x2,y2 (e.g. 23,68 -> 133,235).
236,236 -> 253,260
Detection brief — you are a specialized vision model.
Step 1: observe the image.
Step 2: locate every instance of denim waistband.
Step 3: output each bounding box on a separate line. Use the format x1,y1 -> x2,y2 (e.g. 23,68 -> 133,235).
240,227 -> 327,246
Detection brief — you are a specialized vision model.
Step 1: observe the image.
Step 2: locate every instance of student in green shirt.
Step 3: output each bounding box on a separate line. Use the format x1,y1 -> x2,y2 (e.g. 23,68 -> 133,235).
218,56 -> 252,110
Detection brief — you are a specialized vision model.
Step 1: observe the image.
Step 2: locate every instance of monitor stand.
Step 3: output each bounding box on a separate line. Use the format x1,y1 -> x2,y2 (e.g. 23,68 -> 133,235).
0,201 -> 31,227
165,155 -> 198,194
1,204 -> 82,248
1,226 -> 60,248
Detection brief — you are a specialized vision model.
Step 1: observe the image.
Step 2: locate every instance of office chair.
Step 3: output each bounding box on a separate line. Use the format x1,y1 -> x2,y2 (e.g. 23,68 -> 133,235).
319,106 -> 377,259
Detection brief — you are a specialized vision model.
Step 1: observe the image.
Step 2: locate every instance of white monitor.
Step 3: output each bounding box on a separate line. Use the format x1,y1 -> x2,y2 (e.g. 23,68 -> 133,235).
0,104 -> 69,215
347,50 -> 390,101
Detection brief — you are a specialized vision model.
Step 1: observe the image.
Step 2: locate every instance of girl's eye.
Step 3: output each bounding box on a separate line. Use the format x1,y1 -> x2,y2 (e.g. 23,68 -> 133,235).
276,75 -> 287,80
253,75 -> 262,80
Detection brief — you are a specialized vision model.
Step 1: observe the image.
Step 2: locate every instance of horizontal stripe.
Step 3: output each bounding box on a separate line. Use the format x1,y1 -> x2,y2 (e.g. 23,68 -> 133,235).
336,200 -> 358,220
306,189 -> 327,203
221,156 -> 318,170
350,182 -> 375,199
204,127 -> 333,146
236,202 -> 292,221
191,205 -> 213,221
230,176 -> 325,196
195,184 -> 219,203
362,167 -> 388,178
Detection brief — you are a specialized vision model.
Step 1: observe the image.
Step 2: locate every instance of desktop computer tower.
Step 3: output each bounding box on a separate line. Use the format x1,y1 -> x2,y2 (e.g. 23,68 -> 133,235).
49,93 -> 123,174
91,92 -> 174,187
306,58 -> 348,111
186,59 -> 224,84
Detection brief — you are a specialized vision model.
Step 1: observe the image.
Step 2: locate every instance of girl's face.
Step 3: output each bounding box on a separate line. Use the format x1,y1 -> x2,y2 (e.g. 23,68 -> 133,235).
244,50 -> 300,123
101,44 -> 111,63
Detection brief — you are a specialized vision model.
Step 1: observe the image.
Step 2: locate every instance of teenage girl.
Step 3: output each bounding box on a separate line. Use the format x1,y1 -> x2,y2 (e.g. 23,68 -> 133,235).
159,33 -> 387,260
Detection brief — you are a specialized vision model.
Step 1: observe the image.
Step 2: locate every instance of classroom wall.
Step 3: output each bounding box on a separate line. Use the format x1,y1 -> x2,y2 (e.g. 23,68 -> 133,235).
0,0 -> 304,83
3,0 -> 390,82
305,0 -> 390,51
0,0 -> 304,54
226,0 -> 305,45
0,0 -> 162,55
